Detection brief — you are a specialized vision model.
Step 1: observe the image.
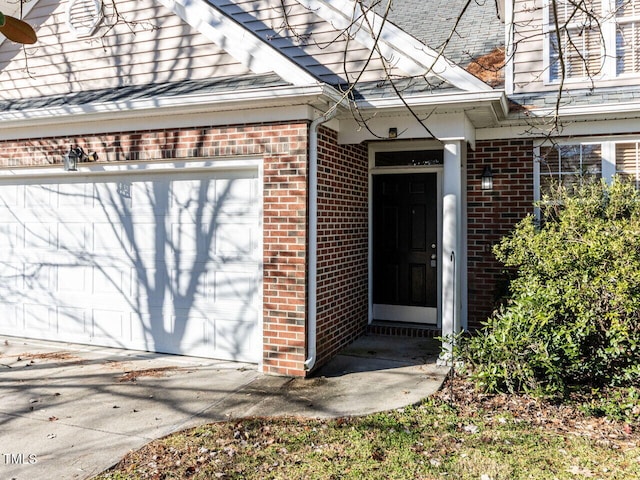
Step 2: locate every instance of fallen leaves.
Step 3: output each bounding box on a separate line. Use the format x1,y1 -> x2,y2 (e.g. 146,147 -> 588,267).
117,366 -> 181,383
17,351 -> 77,361
93,376 -> 640,480
435,375 -> 639,450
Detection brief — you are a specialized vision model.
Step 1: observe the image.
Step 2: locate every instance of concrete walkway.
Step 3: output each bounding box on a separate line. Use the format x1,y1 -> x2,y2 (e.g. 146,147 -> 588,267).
0,334 -> 448,480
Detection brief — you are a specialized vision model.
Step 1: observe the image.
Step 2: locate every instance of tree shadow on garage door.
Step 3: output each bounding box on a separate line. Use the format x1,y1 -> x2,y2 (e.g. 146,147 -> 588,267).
0,167 -> 261,365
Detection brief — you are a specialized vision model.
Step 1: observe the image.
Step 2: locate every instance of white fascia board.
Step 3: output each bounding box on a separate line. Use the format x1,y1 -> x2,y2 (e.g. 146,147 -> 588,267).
157,0 -> 317,86
0,0 -> 40,46
297,0 -> 493,92
355,90 -> 508,113
477,116 -> 640,141
338,110 -> 474,144
527,101 -> 640,119
0,85 -> 346,140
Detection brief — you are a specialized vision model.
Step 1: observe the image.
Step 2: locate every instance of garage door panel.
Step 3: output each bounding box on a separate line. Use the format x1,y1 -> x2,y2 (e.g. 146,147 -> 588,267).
130,309 -> 175,349
0,304 -> 19,330
93,223 -> 130,252
23,263 -> 52,290
170,221 -> 212,255
24,303 -> 54,334
170,265 -> 209,302
57,307 -> 87,337
58,182 -> 94,208
94,181 -> 135,211
24,222 -> 54,249
93,266 -> 128,296
0,184 -> 19,208
214,318 -> 258,360
1,262 -> 21,290
216,224 -> 257,256
0,166 -> 262,363
176,315 -> 211,351
130,267 -> 170,306
57,223 -> 89,250
56,265 -> 90,294
171,178 -> 215,210
213,270 -> 258,305
215,177 -> 256,202
0,224 -> 18,249
25,185 -> 52,208
91,309 -> 129,341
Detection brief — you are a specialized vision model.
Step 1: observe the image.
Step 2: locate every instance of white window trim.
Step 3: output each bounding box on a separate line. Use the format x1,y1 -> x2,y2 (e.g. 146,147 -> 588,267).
543,0 -> 639,83
534,136 -> 640,217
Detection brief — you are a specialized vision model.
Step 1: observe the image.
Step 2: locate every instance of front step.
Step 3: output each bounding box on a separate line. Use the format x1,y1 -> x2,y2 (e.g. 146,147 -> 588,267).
367,320 -> 441,338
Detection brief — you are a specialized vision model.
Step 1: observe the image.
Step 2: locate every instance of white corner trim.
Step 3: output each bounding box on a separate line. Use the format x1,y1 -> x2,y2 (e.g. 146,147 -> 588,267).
156,0 -> 317,86
297,0 -> 493,92
504,0 -> 514,95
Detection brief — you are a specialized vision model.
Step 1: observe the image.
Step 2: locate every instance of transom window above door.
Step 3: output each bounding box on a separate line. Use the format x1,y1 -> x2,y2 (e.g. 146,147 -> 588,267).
375,150 -> 444,167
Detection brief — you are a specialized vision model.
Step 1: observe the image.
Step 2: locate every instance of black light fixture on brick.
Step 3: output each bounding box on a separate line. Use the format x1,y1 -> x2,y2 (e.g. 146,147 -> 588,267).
64,146 -> 97,171
481,165 -> 493,191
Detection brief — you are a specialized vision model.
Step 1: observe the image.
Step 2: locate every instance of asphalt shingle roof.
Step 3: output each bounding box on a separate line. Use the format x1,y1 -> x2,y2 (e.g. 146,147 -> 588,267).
0,74 -> 289,112
509,85 -> 640,113
384,0 -> 504,66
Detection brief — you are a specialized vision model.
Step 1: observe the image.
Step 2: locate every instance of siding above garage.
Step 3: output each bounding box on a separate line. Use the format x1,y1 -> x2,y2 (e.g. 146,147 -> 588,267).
0,0 -> 252,101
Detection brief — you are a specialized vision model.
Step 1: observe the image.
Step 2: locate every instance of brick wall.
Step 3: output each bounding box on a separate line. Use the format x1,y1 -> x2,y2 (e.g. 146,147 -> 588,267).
467,139 -> 534,329
314,127 -> 369,370
0,123 -> 310,376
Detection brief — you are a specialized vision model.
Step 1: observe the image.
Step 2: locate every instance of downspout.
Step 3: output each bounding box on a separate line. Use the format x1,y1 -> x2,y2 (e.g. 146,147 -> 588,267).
304,108 -> 338,371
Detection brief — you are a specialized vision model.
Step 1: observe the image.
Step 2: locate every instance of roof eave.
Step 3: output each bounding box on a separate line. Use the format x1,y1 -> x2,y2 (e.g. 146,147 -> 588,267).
351,89 -> 509,124
0,84 -> 348,139
525,101 -> 640,120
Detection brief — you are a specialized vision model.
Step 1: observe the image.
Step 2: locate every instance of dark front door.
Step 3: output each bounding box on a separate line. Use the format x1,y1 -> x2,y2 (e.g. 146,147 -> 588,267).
372,173 -> 438,324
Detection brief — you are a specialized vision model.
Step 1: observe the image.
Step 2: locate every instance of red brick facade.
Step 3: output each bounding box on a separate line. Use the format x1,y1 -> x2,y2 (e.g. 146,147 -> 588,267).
314,127 -> 369,369
0,123 -> 538,374
0,122 -> 310,376
467,139 -> 534,329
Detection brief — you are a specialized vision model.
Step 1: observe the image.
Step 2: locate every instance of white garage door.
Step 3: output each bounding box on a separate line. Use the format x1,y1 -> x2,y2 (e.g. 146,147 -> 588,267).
0,165 -> 262,363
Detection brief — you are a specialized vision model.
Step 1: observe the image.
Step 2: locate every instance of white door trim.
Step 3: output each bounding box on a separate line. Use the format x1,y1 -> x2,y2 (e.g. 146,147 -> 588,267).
367,143 -> 444,327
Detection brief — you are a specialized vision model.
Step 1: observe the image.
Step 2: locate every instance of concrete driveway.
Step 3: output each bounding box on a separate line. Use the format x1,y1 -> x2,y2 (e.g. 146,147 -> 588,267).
0,335 -> 448,480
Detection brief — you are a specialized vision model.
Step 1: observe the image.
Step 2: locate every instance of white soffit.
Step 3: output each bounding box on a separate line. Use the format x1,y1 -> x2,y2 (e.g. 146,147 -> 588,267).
296,0 -> 493,92
157,0 -> 317,86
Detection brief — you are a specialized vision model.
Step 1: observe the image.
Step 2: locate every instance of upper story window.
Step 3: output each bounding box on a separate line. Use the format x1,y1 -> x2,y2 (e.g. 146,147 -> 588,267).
546,0 -> 640,82
615,0 -> 640,74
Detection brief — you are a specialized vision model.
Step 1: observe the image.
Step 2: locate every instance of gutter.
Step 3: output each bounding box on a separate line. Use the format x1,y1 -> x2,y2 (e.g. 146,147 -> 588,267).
304,107 -> 338,372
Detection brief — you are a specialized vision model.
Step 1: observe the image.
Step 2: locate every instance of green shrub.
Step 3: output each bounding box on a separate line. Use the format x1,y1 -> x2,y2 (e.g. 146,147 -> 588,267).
460,178 -> 640,397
